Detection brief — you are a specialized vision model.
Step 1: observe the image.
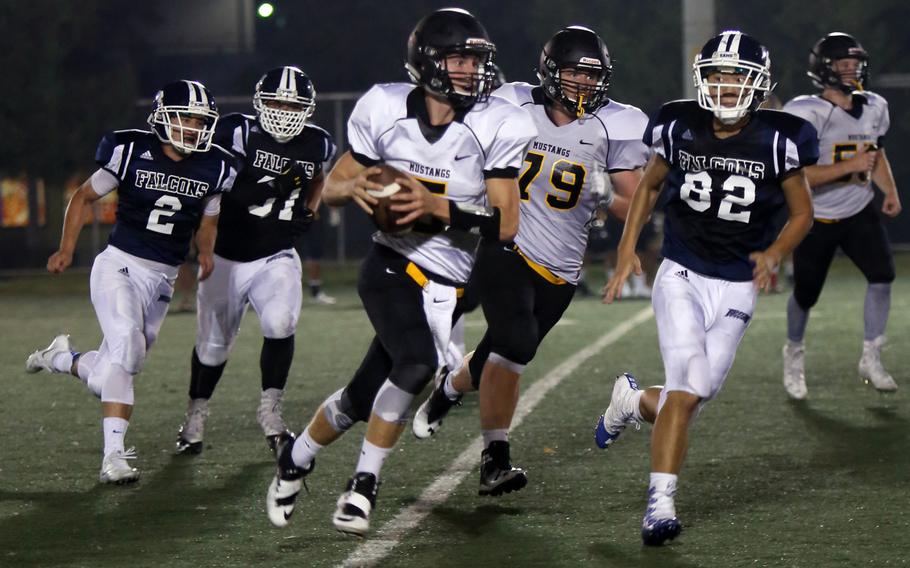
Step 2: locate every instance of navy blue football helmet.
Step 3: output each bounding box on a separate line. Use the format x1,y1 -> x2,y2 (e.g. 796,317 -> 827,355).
406,8 -> 497,108
254,66 -> 316,142
538,26 -> 612,117
808,33 -> 869,93
147,80 -> 218,153
693,31 -> 773,124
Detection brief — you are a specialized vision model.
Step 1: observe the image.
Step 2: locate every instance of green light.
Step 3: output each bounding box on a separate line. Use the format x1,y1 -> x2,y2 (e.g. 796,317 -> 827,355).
257,2 -> 274,18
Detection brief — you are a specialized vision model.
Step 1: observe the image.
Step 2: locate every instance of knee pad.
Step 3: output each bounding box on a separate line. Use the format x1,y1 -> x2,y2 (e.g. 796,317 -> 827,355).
489,331 -> 537,369
99,363 -> 135,405
259,304 -> 298,339
487,352 -> 527,375
115,327 -> 147,375
195,341 -> 231,367
76,350 -> 100,383
388,363 -> 435,395
372,380 -> 415,424
323,388 -> 360,431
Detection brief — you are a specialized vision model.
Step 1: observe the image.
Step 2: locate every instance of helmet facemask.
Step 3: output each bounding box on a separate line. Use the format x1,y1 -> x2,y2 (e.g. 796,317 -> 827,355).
541,58 -> 610,118
407,41 -> 497,108
694,59 -> 772,125
149,104 -> 218,154
254,89 -> 315,143
825,56 -> 868,92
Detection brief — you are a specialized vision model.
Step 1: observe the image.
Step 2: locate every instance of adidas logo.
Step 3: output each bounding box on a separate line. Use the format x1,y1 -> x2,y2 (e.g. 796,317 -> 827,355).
118,266 -> 129,276
139,150 -> 153,160
680,129 -> 693,141
674,269 -> 688,280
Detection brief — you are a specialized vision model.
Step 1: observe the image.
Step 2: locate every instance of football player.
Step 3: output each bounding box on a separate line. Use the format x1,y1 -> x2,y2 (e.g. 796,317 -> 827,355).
598,31 -> 818,545
781,33 -> 900,399
175,66 -> 335,455
264,8 -> 536,536
25,81 -> 237,483
409,26 -> 649,497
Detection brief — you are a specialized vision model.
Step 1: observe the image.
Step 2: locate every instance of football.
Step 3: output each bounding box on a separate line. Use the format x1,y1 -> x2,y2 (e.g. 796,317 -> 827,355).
365,163 -> 415,233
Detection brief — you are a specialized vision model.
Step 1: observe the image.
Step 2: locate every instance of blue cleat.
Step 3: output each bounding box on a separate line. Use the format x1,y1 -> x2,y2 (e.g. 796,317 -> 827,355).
595,372 -> 640,449
641,486 -> 682,545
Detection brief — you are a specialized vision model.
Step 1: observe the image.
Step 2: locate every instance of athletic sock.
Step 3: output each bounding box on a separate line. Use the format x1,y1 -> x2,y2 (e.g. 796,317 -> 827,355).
291,429 -> 323,469
189,348 -> 227,400
103,417 -> 129,457
261,336 -> 294,391
482,428 -> 509,448
864,283 -> 891,341
355,440 -> 393,479
786,294 -> 810,343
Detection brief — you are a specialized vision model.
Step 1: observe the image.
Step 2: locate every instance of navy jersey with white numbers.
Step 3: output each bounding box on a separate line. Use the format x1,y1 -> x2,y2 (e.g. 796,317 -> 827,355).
645,101 -> 819,281
212,113 -> 336,262
95,129 -> 238,266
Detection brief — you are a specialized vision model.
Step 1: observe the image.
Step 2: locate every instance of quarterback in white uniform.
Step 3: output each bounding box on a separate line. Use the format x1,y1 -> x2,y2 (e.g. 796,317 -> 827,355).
263,8 -> 536,536
410,26 -> 649,496
781,32 -> 901,398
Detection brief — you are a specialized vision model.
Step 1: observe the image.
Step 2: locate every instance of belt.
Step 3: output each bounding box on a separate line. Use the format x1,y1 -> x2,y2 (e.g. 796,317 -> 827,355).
406,262 -> 465,298
814,217 -> 841,224
513,245 -> 568,285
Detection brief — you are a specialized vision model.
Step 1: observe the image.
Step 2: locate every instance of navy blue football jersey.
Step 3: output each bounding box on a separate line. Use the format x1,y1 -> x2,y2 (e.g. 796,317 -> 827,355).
212,113 -> 336,262
645,101 -> 819,281
95,130 -> 238,266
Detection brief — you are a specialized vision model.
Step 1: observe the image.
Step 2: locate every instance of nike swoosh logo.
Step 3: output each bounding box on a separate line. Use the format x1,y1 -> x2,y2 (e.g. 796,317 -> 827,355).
433,298 -> 446,304
579,140 -> 593,146
284,511 -> 293,519
385,268 -> 396,275
454,155 -> 470,161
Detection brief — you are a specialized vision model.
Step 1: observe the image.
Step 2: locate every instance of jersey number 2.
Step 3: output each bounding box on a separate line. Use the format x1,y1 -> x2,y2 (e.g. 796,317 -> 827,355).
680,172 -> 755,223
146,195 -> 182,235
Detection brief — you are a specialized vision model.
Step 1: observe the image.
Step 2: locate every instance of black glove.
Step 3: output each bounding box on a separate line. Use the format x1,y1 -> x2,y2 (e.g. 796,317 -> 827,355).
289,206 -> 315,237
274,161 -> 309,200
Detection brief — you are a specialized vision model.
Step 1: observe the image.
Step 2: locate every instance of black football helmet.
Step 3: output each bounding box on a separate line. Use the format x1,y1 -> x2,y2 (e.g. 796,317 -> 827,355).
254,66 -> 316,142
538,26 -> 612,117
693,30 -> 773,124
147,80 -> 219,153
405,8 -> 497,108
808,32 -> 869,92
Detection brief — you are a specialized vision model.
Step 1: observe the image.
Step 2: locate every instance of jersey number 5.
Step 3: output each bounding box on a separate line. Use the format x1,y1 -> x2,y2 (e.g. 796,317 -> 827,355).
519,152 -> 587,210
680,171 -> 755,223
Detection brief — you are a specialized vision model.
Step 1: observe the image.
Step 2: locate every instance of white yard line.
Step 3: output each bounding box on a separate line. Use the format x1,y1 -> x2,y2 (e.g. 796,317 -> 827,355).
339,306 -> 654,568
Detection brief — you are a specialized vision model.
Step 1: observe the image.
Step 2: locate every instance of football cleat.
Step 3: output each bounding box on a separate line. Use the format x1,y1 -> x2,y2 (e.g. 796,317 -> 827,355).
859,336 -> 898,392
312,291 -> 337,305
176,398 -> 209,455
412,366 -> 462,439
258,389 -> 290,450
25,334 -> 72,374
332,472 -> 379,537
782,342 -> 808,400
595,373 -> 641,449
99,448 -> 140,485
478,441 -> 527,497
641,486 -> 682,546
266,432 -> 315,528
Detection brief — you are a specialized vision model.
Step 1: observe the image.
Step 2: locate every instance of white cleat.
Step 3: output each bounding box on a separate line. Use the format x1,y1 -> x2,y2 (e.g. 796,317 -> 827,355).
267,475 -> 303,528
332,472 -> 378,537
313,291 -> 337,305
99,448 -> 140,485
258,389 -> 289,450
782,342 -> 808,400
859,336 -> 898,392
176,398 -> 209,455
594,373 -> 642,449
25,334 -> 71,374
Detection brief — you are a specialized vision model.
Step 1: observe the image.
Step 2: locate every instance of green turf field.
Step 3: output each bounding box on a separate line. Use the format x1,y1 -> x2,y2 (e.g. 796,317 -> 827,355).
1,256 -> 908,567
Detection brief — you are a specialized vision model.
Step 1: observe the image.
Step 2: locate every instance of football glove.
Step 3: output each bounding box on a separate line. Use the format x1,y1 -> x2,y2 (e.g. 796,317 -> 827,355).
274,161 -> 309,199
289,207 -> 315,237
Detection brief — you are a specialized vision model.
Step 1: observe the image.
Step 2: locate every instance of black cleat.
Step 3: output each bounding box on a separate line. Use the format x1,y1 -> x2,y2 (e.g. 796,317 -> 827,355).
333,472 -> 380,537
479,441 -> 528,497
412,368 -> 462,439
266,432 -> 315,528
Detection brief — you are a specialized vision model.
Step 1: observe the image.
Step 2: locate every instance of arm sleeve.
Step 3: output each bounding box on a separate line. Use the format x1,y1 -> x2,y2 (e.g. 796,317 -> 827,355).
203,194 -> 221,216
347,86 -> 385,166
89,168 -> 119,196
483,108 -> 537,178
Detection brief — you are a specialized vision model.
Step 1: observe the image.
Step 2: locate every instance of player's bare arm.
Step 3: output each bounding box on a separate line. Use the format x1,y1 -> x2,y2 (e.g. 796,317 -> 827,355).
606,167 -> 644,221
322,151 -> 382,213
872,148 -> 901,217
47,178 -> 105,274
306,171 -> 326,211
194,213 -> 219,281
803,144 -> 876,188
750,170 -> 813,291
603,154 -> 668,303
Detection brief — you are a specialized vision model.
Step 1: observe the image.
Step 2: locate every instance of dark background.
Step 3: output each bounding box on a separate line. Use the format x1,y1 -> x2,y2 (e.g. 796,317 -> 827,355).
2,0 -> 908,267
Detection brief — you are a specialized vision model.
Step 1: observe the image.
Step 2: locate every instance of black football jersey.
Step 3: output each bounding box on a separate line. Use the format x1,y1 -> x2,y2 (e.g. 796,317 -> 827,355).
213,114 -> 336,262
95,129 -> 238,266
645,101 -> 819,281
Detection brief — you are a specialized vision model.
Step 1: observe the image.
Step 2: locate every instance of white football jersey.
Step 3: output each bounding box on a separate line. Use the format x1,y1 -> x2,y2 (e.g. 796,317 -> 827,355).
783,92 -> 889,219
495,82 -> 649,283
347,83 -> 537,283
